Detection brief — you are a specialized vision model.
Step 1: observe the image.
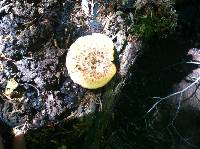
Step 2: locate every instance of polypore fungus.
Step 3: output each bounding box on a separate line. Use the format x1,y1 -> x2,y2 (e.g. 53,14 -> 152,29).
66,33 -> 116,89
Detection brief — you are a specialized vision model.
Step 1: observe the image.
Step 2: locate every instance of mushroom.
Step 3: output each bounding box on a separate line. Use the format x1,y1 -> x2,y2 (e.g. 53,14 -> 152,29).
66,33 -> 116,89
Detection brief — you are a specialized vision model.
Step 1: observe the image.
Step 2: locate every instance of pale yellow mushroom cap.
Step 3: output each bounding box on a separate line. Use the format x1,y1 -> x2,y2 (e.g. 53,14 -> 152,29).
66,33 -> 116,89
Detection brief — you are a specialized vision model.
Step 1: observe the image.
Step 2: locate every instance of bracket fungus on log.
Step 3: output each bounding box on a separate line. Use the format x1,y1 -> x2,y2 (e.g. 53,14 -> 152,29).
66,33 -> 116,89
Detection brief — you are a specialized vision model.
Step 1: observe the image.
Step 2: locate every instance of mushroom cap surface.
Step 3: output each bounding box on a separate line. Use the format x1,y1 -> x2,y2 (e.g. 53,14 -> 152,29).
66,33 -> 116,89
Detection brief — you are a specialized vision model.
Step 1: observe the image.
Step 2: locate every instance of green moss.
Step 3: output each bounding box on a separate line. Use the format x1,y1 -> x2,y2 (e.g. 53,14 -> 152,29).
132,0 -> 177,39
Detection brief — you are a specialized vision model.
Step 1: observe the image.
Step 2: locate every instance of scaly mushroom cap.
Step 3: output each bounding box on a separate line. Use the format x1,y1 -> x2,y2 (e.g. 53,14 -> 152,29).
66,33 -> 116,89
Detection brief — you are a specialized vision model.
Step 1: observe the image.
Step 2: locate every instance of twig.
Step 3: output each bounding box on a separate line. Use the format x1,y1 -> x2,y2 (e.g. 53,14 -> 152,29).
147,76 -> 200,114
186,61 -> 200,65
168,92 -> 182,126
